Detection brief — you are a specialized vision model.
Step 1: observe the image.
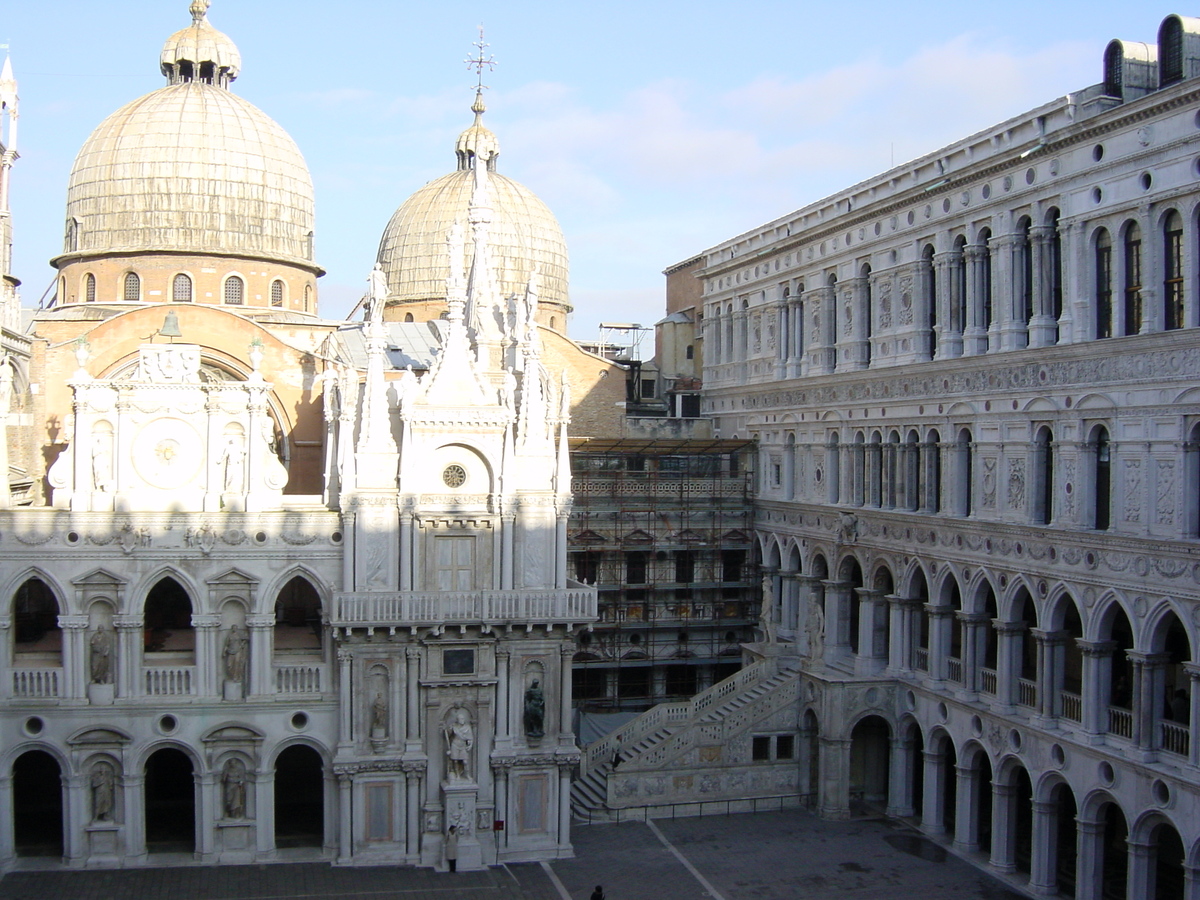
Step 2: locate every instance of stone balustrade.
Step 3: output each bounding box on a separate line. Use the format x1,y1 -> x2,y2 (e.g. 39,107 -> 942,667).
330,587 -> 597,629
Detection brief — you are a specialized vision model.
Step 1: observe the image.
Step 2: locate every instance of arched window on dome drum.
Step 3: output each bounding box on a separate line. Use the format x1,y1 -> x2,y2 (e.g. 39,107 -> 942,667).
403,313 -> 414,323
123,272 -> 140,302
304,285 -> 312,313
85,273 -> 96,303
270,280 -> 284,308
172,273 -> 192,303
224,276 -> 244,306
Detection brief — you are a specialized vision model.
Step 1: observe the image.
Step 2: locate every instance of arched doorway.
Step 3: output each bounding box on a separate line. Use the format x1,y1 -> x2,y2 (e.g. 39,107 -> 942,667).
1012,767 -> 1033,877
1100,802 -> 1128,900
12,579 -> 62,670
1051,782 -> 1077,897
13,750 -> 63,857
848,715 -> 890,815
1149,820 -> 1184,900
144,748 -> 195,852
144,578 -> 195,659
801,709 -> 820,809
275,745 -> 324,848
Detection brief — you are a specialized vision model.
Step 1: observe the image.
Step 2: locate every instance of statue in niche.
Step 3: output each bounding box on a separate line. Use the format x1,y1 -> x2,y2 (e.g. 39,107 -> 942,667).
443,707 -> 474,782
371,691 -> 388,737
91,761 -> 115,822
91,433 -> 113,492
760,574 -> 778,644
805,598 -> 825,660
222,758 -> 247,820
220,436 -> 246,493
223,623 -> 249,683
524,678 -> 545,739
89,623 -> 113,684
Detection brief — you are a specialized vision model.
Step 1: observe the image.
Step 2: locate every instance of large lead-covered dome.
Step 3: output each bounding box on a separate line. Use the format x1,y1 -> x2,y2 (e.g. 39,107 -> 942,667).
57,1 -> 315,267
376,93 -> 570,320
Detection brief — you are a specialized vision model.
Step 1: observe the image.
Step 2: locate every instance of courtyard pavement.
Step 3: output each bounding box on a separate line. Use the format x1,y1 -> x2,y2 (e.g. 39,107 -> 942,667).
0,809 -> 1030,900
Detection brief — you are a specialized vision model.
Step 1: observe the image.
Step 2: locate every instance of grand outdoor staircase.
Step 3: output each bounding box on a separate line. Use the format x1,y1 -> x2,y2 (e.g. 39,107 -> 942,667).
571,658 -> 801,820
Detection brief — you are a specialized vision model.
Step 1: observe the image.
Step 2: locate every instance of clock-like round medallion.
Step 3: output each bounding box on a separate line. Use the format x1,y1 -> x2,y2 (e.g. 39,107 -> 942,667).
442,464 -> 467,488
132,418 -> 203,489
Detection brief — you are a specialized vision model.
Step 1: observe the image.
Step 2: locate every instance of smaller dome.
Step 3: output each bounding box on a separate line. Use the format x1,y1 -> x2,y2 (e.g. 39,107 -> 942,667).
455,90 -> 500,171
160,0 -> 241,87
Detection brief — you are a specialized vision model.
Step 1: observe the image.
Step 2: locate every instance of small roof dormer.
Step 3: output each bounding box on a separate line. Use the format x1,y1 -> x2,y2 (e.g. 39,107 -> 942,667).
1158,14 -> 1200,88
160,0 -> 242,88
1103,39 -> 1157,101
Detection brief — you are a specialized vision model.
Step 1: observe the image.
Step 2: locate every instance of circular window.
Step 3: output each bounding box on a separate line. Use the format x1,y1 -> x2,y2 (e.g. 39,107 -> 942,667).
937,702 -> 948,722
1092,187 -> 1103,204
905,690 -> 917,711
981,184 -> 991,199
1141,172 -> 1152,191
1153,779 -> 1171,806
1025,167 -> 1036,185
906,211 -> 915,226
254,531 -> 267,544
442,464 -> 467,488
291,711 -> 310,731
942,198 -> 951,213
1093,144 -> 1104,162
1051,743 -> 1065,767
66,532 -> 80,544
1098,761 -> 1115,786
971,715 -> 983,737
158,714 -> 178,734
331,531 -> 343,544
24,716 -> 44,736
1009,729 -> 1023,751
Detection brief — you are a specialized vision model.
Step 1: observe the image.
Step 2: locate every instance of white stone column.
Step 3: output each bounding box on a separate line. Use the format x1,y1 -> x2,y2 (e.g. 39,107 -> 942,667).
247,614 -> 273,697
920,749 -> 946,835
255,769 -> 275,855
337,649 -> 353,748
405,646 -> 421,751
1080,641 -> 1115,738
196,769 -> 216,859
886,735 -> 914,818
63,770 -> 86,864
336,773 -> 352,862
1187,663 -> 1200,767
60,616 -> 88,700
559,644 -> 573,741
994,622 -> 1022,710
501,515 -> 515,590
1074,818 -> 1105,900
989,782 -> 1016,872
399,513 -> 414,591
124,773 -> 146,862
818,736 -> 851,820
1028,798 -> 1059,895
952,763 -> 979,852
405,767 -> 422,859
0,773 -> 12,864
1126,836 -> 1154,900
885,595 -> 906,673
114,615 -> 141,698
1028,225 -> 1056,348
557,765 -> 571,849
193,614 -> 221,699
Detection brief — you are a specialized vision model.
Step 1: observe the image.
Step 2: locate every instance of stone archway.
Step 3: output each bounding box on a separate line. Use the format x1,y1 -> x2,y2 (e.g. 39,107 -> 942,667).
848,715 -> 890,814
12,750 -> 63,857
275,745 -> 324,848
144,748 -> 195,853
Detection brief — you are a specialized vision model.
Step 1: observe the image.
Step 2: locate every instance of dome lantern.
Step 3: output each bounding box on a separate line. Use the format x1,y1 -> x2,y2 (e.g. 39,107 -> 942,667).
160,0 -> 241,88
456,90 -> 500,172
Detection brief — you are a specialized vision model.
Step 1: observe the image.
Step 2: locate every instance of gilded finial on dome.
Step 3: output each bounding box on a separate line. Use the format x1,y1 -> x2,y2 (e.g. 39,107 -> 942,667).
465,26 -> 495,93
190,0 -> 211,22
457,28 -> 500,171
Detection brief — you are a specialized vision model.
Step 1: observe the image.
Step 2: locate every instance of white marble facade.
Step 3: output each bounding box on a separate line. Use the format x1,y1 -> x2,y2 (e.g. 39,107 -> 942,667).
0,123 -> 593,872
624,13 -> 1200,899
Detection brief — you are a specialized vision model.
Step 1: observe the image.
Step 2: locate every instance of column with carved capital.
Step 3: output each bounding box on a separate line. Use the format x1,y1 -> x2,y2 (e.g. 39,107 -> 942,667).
196,769 -> 217,859
1028,225 -> 1055,348
920,748 -> 947,835
557,764 -> 572,849
1028,798 -> 1059,895
1129,650 -> 1169,751
247,614 -> 273,697
193,614 -> 222,699
114,615 -> 141,698
255,764 -> 276,855
559,643 -> 574,742
1079,640 -> 1115,739
993,622 -> 1024,710
63,770 -> 85,863
989,782 -> 1016,871
404,766 -> 422,860
1187,663 -> 1200,767
124,773 -> 146,861
952,763 -> 980,853
1125,836 -> 1154,900
60,616 -> 89,700
963,243 -> 987,355
957,613 -> 987,696
336,772 -> 353,862
337,649 -> 353,748
405,646 -> 421,751
1074,817 -> 1105,900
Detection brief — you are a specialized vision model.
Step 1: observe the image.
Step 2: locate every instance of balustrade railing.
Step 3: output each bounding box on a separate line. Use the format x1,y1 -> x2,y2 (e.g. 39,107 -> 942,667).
1108,706 -> 1133,739
333,587 -> 597,627
1160,720 -> 1189,756
980,668 -> 997,695
581,661 -> 770,776
12,667 -> 61,699
946,657 -> 962,683
144,666 -> 194,696
1017,678 -> 1037,709
1060,691 -> 1082,722
275,664 -> 323,694
914,648 -> 929,672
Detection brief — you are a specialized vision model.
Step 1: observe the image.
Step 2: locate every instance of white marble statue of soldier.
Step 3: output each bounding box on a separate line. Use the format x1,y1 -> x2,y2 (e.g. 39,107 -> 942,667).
444,707 -> 474,782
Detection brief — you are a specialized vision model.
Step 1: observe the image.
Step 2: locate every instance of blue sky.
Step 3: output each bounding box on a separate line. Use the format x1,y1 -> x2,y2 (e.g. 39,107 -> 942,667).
1,1 -> 1174,335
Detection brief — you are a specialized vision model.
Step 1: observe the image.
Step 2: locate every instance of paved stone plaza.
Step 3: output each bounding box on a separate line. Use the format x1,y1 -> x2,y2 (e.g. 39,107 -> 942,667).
0,810 -> 1029,900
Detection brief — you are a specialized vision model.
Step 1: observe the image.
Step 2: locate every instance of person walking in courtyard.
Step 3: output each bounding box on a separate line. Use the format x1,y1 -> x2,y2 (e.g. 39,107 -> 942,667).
590,886 -> 605,900
444,825 -> 459,872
